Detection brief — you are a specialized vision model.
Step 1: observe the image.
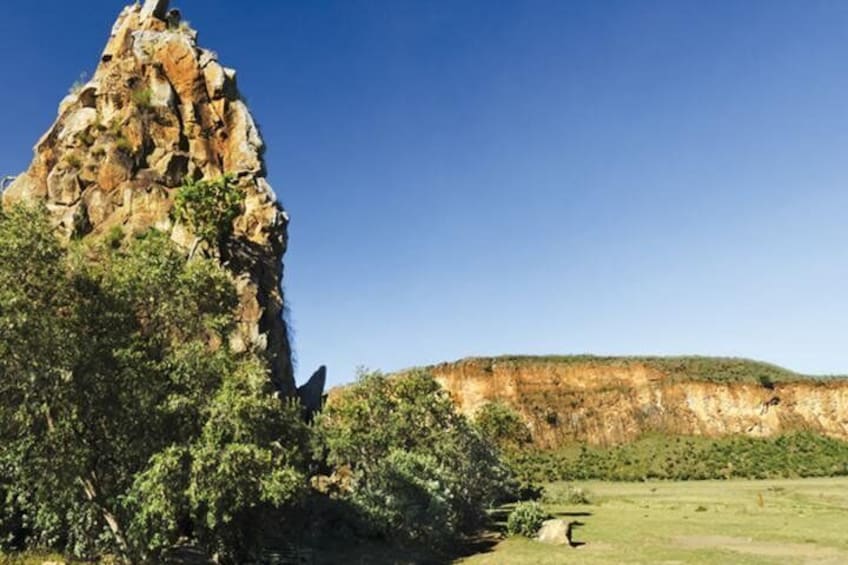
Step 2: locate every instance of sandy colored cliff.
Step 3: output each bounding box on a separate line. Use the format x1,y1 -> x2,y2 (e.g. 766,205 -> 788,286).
427,356 -> 848,448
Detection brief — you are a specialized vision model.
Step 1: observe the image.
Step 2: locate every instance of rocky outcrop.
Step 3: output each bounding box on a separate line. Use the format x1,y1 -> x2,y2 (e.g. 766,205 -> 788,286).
297,366 -> 327,421
428,357 -> 848,447
2,1 -> 294,392
536,519 -> 582,546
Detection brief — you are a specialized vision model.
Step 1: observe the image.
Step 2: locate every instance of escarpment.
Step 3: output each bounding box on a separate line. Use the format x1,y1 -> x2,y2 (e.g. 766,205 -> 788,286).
2,0 -> 294,392
428,356 -> 848,448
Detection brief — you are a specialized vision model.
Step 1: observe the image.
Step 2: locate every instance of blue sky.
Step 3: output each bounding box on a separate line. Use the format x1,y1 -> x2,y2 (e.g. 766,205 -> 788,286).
2,1 -> 847,385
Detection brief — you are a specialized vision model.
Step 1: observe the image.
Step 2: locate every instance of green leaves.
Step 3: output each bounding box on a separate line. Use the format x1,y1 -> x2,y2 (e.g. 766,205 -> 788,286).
506,501 -> 547,538
313,370 -> 512,546
473,401 -> 532,452
0,205 -> 307,561
123,447 -> 192,557
173,174 -> 245,254
0,204 -> 521,560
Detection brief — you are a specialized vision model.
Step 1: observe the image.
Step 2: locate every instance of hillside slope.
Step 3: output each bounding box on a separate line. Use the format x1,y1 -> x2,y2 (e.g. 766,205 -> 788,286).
426,356 -> 848,447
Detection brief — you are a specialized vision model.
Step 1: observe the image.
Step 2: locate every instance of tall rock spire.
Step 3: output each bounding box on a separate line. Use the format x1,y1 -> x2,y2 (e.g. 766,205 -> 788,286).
3,3 -> 295,392
140,0 -> 170,20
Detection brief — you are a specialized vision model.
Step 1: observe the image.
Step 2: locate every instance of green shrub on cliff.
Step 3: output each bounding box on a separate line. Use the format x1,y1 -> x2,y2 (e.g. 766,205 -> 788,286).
173,174 -> 244,257
0,204 -> 307,563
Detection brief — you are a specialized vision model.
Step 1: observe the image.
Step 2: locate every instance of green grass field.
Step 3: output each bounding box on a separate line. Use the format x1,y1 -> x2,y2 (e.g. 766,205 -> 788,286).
461,478 -> 848,564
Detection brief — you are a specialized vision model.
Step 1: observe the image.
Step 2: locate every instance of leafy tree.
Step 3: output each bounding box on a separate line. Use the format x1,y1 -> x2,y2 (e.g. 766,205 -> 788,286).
473,401 -> 532,452
313,370 -> 511,546
124,366 -> 309,561
472,402 -> 542,500
0,204 -> 306,562
350,449 -> 457,544
172,174 -> 244,258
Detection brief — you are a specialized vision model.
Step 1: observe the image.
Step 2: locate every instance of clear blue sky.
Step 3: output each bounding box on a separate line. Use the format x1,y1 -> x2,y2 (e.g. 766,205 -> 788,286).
2,1 -> 847,386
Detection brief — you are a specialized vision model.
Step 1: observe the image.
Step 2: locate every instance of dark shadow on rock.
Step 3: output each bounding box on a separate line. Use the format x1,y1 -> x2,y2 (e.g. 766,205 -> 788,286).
220,234 -> 293,392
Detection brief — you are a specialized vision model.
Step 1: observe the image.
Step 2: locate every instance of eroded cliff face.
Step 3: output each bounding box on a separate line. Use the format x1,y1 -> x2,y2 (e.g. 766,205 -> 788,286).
2,0 -> 294,392
430,358 -> 848,448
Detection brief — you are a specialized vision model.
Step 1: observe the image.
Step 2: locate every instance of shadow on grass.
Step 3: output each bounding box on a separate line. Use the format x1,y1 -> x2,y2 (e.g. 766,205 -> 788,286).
302,534 -> 499,565
567,520 -> 587,548
272,496 -> 502,565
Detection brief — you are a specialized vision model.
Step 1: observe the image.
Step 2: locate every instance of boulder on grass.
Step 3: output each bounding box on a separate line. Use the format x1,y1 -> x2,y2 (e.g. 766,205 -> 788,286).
536,519 -> 570,545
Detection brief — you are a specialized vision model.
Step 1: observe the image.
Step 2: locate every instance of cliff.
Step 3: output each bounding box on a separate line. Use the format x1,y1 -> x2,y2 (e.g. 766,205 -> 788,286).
428,356 -> 848,448
2,0 -> 294,392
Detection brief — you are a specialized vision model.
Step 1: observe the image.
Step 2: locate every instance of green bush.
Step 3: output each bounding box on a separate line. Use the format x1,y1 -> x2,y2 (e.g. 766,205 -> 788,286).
565,486 -> 591,505
506,501 -> 547,538
474,402 -> 532,452
513,478 -> 544,501
173,174 -> 244,257
351,450 -> 458,544
313,370 -> 512,547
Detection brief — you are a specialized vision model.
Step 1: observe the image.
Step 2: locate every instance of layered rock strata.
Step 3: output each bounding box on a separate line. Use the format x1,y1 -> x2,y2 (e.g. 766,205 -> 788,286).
429,357 -> 848,447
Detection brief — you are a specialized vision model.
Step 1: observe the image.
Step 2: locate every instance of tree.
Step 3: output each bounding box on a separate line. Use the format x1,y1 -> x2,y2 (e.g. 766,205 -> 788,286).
124,362 -> 309,561
0,204 -> 307,562
313,370 -> 511,546
172,174 -> 244,259
473,401 -> 532,452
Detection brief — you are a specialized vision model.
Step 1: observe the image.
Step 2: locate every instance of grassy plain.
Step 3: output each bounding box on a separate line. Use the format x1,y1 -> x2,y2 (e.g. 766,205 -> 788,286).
461,477 -> 848,564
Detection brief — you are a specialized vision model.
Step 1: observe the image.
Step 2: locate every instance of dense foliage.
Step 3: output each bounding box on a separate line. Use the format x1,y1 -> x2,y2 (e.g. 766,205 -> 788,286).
0,204 -> 307,562
173,174 -> 244,256
312,370 -> 513,547
473,401 -> 532,452
510,432 -> 848,482
0,206 -> 515,561
505,501 -> 547,538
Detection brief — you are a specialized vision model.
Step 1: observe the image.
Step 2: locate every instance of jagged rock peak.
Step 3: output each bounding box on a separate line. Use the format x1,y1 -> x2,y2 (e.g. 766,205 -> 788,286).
2,2 -> 295,393
141,0 -> 170,20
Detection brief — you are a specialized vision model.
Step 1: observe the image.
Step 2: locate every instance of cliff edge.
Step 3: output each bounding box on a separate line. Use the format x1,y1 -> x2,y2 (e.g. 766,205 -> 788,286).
428,356 -> 848,448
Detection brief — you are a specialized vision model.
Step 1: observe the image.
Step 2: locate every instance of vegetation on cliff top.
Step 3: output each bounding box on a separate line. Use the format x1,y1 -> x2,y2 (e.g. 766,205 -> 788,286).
173,174 -> 245,259
431,355 -> 848,384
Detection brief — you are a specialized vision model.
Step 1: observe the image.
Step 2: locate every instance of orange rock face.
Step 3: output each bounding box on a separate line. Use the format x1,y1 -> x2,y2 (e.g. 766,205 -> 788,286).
2,2 -> 294,392
428,357 -> 848,448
